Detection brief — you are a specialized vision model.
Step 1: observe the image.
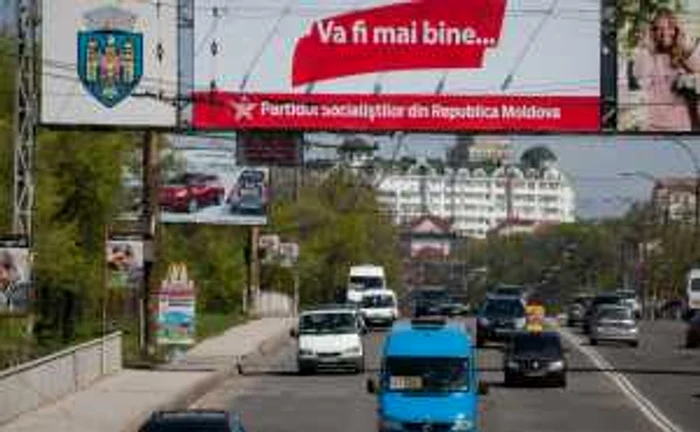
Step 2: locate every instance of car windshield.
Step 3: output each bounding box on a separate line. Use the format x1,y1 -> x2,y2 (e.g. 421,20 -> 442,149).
384,357 -> 470,393
691,278 -> 700,292
484,299 -> 525,318
597,307 -> 633,321
593,296 -> 622,306
361,295 -> 395,308
349,276 -> 383,290
299,312 -> 358,334
141,420 -> 231,432
512,334 -> 562,357
416,290 -> 449,303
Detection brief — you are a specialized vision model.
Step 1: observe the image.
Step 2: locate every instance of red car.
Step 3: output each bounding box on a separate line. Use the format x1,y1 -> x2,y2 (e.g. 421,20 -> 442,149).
159,173 -> 225,213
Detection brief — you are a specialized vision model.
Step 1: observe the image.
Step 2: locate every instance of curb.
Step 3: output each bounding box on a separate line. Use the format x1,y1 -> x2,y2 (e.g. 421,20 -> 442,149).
121,321 -> 291,432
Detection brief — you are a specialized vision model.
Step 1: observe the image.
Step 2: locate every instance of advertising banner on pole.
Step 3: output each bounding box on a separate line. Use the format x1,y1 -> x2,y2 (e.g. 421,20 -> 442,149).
41,0 -> 178,127
156,263 -> 196,346
617,1 -> 700,132
106,237 -> 144,290
191,0 -> 600,132
0,238 -> 31,314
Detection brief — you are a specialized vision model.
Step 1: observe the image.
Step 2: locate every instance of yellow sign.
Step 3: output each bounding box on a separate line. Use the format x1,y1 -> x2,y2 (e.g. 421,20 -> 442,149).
526,304 -> 545,332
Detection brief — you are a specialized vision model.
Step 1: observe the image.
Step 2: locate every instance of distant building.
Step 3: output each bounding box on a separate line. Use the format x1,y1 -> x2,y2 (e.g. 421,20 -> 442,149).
467,137 -> 513,164
376,159 -> 576,239
404,215 -> 455,259
488,218 -> 551,237
651,177 -> 697,224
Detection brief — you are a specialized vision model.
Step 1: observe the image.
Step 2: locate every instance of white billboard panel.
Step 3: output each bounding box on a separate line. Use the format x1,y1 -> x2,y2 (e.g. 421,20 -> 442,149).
192,0 -> 601,132
41,0 -> 178,127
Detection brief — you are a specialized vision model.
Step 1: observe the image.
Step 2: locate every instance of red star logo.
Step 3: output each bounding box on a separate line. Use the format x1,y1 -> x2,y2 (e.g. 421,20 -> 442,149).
230,97 -> 257,121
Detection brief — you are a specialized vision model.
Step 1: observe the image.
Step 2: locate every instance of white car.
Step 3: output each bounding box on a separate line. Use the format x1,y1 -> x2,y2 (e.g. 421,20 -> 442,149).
359,289 -> 399,328
615,290 -> 642,318
292,305 -> 366,374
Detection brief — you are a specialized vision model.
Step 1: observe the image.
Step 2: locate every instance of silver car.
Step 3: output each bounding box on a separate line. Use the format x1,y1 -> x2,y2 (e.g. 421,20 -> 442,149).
590,305 -> 639,348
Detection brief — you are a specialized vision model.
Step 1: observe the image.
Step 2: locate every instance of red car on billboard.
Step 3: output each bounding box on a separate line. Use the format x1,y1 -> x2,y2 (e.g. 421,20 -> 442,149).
159,173 -> 225,213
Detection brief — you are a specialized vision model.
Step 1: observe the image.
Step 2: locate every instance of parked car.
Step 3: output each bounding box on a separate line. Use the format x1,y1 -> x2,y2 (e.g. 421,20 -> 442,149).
582,293 -> 625,334
686,311 -> 700,348
503,331 -> 567,388
160,173 -> 225,213
589,304 -> 639,348
138,410 -> 247,431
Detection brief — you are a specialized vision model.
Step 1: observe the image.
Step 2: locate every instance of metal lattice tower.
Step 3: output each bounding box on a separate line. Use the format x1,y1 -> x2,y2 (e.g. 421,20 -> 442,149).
12,0 -> 38,241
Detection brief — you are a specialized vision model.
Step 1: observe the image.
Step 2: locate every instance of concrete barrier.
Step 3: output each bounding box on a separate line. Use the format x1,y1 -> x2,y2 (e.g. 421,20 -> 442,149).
0,332 -> 122,425
255,291 -> 293,317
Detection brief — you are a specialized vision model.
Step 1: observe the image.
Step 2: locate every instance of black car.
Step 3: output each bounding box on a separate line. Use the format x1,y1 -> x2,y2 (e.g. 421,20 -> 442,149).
503,331 -> 567,388
686,311 -> 700,348
139,410 -> 247,431
476,296 -> 527,347
412,287 -> 451,317
567,294 -> 593,327
582,293 -> 624,334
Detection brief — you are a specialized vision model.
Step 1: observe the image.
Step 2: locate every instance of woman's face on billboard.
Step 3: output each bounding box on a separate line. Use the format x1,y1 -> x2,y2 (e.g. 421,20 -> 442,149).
653,16 -> 676,50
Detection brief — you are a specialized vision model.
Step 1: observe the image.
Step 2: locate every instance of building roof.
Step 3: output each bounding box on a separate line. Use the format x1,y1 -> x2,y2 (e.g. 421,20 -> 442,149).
406,215 -> 453,233
653,177 -> 696,194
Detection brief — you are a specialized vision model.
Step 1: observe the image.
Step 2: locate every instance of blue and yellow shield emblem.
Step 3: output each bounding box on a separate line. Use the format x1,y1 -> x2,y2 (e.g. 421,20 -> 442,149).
77,29 -> 143,108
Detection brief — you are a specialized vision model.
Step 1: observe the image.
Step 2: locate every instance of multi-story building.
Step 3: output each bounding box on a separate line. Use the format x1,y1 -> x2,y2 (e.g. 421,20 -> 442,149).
375,160 -> 576,238
651,177 -> 698,224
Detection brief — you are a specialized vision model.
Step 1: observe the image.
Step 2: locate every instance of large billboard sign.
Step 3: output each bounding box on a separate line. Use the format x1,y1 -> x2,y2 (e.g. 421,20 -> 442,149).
159,141 -> 270,225
617,1 -> 700,132
106,237 -> 144,291
192,0 -> 601,132
41,0 -> 178,127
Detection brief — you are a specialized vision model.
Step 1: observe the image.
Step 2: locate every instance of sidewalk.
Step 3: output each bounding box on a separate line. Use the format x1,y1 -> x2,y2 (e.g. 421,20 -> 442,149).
0,317 -> 293,432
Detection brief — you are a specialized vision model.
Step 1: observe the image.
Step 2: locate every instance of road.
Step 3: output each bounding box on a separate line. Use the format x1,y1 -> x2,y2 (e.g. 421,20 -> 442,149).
192,319 -> 698,432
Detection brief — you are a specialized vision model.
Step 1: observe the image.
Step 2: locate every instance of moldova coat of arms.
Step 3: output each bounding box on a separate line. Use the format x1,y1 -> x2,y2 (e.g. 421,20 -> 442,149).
77,6 -> 143,108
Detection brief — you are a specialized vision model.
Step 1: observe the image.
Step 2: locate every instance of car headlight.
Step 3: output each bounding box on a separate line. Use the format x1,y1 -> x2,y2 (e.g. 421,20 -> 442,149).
628,326 -> 638,333
298,348 -> 314,356
478,317 -> 490,326
379,418 -> 403,431
452,418 -> 475,431
506,360 -> 520,369
344,346 -> 361,354
548,360 -> 565,371
514,318 -> 527,329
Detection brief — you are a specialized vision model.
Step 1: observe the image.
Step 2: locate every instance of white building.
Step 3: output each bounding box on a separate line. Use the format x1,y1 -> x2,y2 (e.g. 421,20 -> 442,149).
375,161 -> 576,238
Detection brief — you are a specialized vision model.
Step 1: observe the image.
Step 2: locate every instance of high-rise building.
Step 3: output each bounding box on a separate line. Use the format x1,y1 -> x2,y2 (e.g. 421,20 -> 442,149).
375,159 -> 576,238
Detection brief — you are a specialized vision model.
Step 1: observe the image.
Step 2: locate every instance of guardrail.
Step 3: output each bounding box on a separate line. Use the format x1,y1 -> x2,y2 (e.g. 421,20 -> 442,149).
0,331 -> 122,425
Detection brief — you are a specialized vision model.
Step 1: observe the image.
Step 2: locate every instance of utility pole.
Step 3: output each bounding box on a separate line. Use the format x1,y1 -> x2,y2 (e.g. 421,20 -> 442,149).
142,132 -> 159,356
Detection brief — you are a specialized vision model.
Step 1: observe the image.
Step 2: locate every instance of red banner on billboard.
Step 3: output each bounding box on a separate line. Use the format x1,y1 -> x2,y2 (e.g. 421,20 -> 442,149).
192,92 -> 599,132
292,0 -> 507,86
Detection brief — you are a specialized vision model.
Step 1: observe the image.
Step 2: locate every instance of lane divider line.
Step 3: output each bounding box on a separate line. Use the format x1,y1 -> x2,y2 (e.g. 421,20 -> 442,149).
559,328 -> 684,432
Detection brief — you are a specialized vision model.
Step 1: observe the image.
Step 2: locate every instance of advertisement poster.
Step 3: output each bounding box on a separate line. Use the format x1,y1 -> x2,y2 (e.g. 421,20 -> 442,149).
106,238 -> 144,290
192,0 -> 600,132
41,0 -> 178,126
159,141 -> 270,225
0,242 -> 31,314
157,263 -> 196,346
618,1 -> 700,132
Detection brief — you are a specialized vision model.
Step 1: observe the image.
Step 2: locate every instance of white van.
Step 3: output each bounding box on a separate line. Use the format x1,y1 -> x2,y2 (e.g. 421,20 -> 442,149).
359,289 -> 399,327
687,269 -> 700,312
347,264 -> 386,303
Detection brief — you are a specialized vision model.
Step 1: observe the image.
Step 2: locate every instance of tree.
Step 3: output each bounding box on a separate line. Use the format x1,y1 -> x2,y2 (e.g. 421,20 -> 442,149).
520,146 -> 557,171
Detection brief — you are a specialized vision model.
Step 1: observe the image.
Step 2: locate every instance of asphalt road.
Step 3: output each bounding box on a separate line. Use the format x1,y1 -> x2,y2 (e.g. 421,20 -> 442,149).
192,319 -> 693,432
561,319 -> 700,432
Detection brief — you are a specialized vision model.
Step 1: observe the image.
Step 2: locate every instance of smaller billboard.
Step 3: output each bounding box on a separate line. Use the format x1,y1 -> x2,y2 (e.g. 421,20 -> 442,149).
156,263 -> 196,346
0,242 -> 31,314
106,238 -> 144,290
159,144 -> 270,225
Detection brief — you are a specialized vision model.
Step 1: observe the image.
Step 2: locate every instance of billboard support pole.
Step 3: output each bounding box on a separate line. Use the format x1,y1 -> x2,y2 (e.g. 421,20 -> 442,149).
249,226 -> 261,315
142,131 -> 160,357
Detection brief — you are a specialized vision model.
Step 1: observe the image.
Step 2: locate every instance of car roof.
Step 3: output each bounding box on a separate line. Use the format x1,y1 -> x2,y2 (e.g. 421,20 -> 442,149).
144,410 -> 237,426
301,304 -> 358,315
385,319 -> 472,357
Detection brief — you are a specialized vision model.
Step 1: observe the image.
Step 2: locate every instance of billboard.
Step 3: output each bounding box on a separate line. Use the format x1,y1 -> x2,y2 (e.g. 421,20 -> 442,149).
156,263 -> 196,346
106,238 -> 144,290
160,142 -> 270,225
617,2 -> 700,132
41,0 -> 178,127
191,0 -> 600,132
0,240 -> 31,314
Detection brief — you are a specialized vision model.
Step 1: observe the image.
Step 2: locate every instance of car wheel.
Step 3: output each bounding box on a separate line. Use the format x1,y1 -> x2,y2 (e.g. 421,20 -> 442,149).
187,199 -> 199,213
557,375 -> 567,388
298,363 -> 315,376
686,338 -> 697,349
589,338 -> 598,346
630,340 -> 639,348
355,358 -> 365,374
477,337 -> 485,348
504,373 -> 516,387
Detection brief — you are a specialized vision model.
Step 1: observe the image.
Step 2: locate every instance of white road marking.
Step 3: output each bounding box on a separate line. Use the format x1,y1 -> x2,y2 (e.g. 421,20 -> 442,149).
559,328 -> 684,432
